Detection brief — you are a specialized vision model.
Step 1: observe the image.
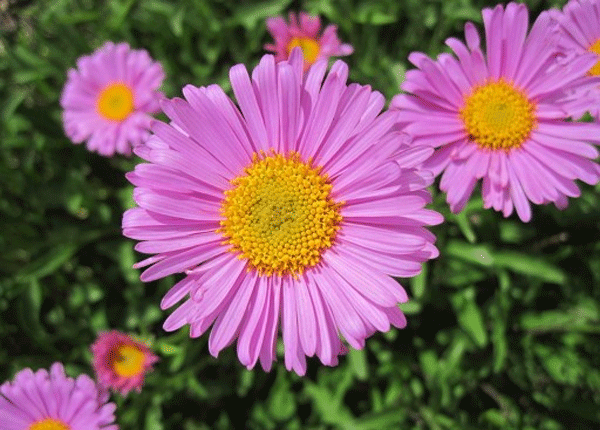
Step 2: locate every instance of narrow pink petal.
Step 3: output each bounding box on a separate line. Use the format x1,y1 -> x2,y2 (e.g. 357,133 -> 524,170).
506,161 -> 532,222
305,272 -> 339,366
277,63 -> 301,153
316,268 -> 366,350
252,55 -> 280,151
237,274 -> 270,368
259,277 -> 281,371
294,280 -> 317,356
229,63 -> 269,152
208,272 -> 257,357
322,250 -> 398,307
161,275 -> 198,310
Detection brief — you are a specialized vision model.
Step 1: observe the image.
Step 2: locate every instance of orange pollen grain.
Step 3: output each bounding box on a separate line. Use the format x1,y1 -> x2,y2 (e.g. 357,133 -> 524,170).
218,151 -> 343,278
459,79 -> 536,151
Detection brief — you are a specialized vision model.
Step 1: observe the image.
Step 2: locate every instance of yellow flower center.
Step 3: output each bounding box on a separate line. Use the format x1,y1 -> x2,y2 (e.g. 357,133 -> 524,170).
460,79 -> 536,151
219,151 -> 343,277
111,344 -> 146,377
287,37 -> 320,65
28,418 -> 70,430
96,82 -> 134,121
587,39 -> 600,76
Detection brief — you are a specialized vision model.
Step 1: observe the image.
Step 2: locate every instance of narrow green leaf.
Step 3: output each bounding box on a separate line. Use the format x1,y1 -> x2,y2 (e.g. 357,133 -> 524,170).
446,240 -> 494,267
452,288 -> 488,348
348,348 -> 369,381
493,251 -> 566,284
16,243 -> 78,281
268,368 -> 296,421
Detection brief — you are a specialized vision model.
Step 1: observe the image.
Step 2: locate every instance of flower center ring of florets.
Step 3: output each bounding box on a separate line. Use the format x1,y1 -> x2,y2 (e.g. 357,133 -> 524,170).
460,79 -> 537,151
28,418 -> 70,430
587,39 -> 600,76
218,151 -> 343,278
287,37 -> 320,64
110,344 -> 146,377
96,82 -> 135,122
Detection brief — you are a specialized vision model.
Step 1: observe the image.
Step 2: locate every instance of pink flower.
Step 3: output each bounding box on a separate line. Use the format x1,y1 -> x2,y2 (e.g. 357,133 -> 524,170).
0,362 -> 118,430
122,49 -> 441,375
550,0 -> 600,119
60,42 -> 165,157
392,2 -> 600,222
264,12 -> 353,69
91,330 -> 159,396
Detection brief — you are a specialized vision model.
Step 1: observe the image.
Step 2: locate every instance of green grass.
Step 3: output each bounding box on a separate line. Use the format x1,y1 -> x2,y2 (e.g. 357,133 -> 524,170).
2,0 -> 600,429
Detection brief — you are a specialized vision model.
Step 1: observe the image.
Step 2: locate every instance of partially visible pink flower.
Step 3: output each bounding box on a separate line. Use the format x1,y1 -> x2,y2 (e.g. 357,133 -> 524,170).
0,362 -> 118,430
265,12 -> 353,69
91,330 -> 159,396
60,41 -> 165,157
392,2 -> 600,222
550,0 -> 600,118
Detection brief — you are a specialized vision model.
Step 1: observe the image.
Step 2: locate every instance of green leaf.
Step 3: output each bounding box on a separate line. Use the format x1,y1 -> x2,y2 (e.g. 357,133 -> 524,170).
520,298 -> 600,333
491,319 -> 507,372
16,243 -> 78,281
348,347 -> 369,381
446,240 -> 494,267
355,409 -> 407,429
411,263 -> 427,299
268,368 -> 296,421
452,288 -> 488,348
493,251 -> 566,285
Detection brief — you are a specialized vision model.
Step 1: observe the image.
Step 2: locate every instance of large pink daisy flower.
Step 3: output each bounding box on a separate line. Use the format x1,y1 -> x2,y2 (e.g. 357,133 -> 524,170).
60,42 -> 165,157
91,330 -> 159,396
264,12 -> 353,70
392,2 -> 600,222
122,49 -> 441,375
0,362 -> 117,430
551,0 -> 600,118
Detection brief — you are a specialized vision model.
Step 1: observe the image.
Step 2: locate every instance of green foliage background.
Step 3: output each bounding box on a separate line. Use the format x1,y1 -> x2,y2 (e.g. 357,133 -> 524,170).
2,0 -> 600,428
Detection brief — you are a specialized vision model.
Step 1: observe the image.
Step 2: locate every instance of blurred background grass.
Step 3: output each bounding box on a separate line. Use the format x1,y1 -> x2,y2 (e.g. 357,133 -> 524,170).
2,0 -> 600,428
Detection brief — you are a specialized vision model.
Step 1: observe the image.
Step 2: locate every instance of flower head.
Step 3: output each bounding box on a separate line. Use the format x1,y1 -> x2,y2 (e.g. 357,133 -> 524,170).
264,12 -> 353,69
122,49 -> 441,375
60,42 -> 165,157
91,330 -> 159,396
392,2 -> 600,222
551,0 -> 600,118
0,362 -> 117,430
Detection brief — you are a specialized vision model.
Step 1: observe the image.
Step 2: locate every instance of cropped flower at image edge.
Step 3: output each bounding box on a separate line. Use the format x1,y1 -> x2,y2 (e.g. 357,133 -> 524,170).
0,362 -> 117,430
393,2 -> 600,222
123,49 -> 442,375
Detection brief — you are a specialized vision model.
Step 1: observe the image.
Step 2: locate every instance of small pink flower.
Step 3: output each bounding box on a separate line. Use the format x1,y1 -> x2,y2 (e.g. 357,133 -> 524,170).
264,12 -> 353,69
91,330 -> 159,396
60,41 -> 165,157
392,2 -> 600,222
0,362 -> 118,430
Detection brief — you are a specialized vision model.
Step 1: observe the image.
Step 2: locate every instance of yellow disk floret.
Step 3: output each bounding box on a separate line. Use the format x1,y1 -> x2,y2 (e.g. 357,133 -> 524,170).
96,82 -> 134,122
29,418 -> 70,430
111,344 -> 146,378
287,37 -> 320,64
587,39 -> 600,76
219,151 -> 343,277
460,79 -> 536,151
